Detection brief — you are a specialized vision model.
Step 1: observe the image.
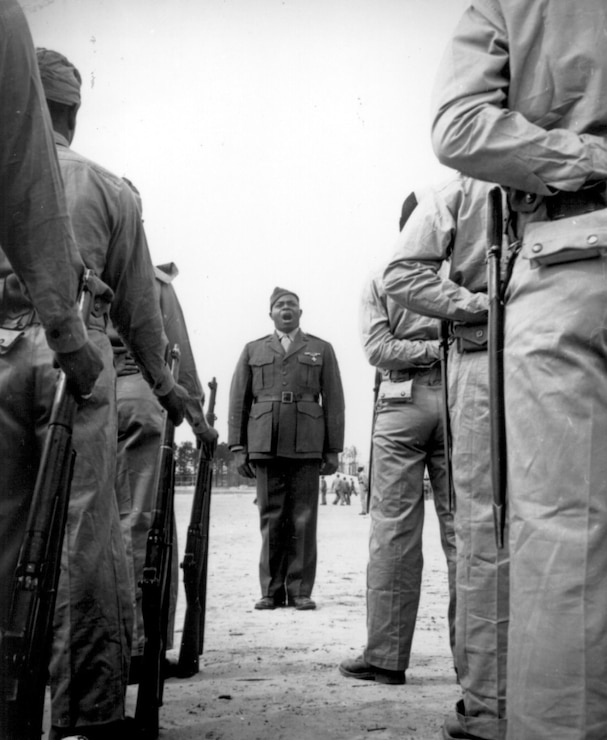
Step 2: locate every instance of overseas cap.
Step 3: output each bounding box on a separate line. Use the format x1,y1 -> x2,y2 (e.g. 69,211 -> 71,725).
270,287 -> 299,309
36,48 -> 82,108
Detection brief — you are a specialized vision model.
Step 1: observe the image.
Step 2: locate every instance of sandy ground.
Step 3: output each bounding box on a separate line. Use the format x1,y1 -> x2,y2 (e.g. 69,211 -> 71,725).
44,486 -> 459,739
129,486 -> 460,740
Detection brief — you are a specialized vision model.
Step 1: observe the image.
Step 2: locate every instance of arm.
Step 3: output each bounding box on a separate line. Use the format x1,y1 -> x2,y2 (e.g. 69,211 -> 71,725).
383,186 -> 488,323
320,342 -> 345,456
103,183 -> 175,397
360,276 -> 440,370
157,274 -> 212,438
0,0 -> 86,353
431,0 -> 607,194
227,345 -> 253,450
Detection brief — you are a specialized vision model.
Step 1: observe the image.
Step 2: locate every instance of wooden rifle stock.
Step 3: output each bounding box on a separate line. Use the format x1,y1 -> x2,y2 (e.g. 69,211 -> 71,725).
365,370 -> 381,514
0,270 -> 95,740
177,377 -> 218,677
439,321 -> 455,512
135,346 -> 181,739
487,187 -> 507,548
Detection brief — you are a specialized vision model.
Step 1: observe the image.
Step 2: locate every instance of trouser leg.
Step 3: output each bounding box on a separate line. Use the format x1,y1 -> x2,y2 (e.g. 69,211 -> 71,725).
364,397 -> 428,672
504,245 -> 607,740
285,460 -> 320,598
448,350 -> 508,740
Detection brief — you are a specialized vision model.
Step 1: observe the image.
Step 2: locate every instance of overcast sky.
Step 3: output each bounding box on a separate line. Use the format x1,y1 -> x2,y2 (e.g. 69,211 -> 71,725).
22,0 -> 468,459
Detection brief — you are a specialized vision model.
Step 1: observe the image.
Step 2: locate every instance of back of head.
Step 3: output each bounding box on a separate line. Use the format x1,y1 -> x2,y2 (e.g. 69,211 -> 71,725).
36,48 -> 82,109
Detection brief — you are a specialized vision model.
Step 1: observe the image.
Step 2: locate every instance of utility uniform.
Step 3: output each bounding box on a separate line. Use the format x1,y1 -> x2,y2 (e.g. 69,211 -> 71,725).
0,127 -> 176,732
384,176 -> 508,740
432,3 -> 607,738
228,330 -> 344,603
112,262 -> 207,660
360,274 -> 456,674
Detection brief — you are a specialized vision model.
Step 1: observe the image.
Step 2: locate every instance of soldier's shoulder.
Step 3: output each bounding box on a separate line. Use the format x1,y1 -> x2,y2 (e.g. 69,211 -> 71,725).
304,333 -> 334,349
246,334 -> 272,347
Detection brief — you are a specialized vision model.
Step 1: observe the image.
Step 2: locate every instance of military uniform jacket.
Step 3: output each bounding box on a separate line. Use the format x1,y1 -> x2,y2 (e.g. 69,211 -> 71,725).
228,330 -> 345,460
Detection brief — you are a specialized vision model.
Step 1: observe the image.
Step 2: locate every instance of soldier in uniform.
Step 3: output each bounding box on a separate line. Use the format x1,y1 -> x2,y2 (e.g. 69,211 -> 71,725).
340,198 -> 456,688
112,258 -> 218,680
431,3 -> 607,739
384,179 -> 506,740
228,287 -> 345,611
29,49 -> 189,739
0,6 -> 103,736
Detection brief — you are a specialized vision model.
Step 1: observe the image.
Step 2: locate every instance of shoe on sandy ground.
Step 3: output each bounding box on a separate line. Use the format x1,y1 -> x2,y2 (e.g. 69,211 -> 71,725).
292,596 -> 316,610
441,715 -> 487,739
339,655 -> 405,685
255,596 -> 276,610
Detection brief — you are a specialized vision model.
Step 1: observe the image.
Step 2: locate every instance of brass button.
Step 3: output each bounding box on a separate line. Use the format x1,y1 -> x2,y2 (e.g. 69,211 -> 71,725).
587,234 -> 599,245
476,329 -> 484,338
532,243 -> 543,253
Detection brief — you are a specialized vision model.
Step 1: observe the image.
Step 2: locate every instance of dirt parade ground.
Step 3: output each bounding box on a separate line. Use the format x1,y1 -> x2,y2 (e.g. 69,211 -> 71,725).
44,486 -> 459,740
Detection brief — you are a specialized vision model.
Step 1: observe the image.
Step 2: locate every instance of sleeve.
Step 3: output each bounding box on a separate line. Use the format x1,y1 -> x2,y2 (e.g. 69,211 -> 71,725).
319,342 -> 345,454
104,183 -> 174,396
360,277 -> 440,371
431,0 -> 607,194
158,280 -> 207,432
227,345 -> 254,449
383,190 -> 488,323
0,0 -> 86,353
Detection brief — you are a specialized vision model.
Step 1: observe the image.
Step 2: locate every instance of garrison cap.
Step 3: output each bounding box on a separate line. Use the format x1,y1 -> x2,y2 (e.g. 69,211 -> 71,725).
270,286 -> 299,309
36,48 -> 82,108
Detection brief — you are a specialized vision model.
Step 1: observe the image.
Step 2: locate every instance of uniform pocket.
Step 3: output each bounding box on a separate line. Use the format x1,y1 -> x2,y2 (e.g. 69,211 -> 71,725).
297,352 -> 323,389
295,401 -> 324,453
249,355 -> 275,390
522,210 -> 607,267
247,402 -> 274,453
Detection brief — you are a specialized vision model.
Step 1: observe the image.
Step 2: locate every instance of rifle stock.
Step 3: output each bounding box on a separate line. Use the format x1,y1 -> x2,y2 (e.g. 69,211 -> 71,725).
365,370 -> 381,514
487,187 -> 507,548
440,321 -> 455,512
135,346 -> 181,739
0,270 -> 95,740
177,377 -> 218,677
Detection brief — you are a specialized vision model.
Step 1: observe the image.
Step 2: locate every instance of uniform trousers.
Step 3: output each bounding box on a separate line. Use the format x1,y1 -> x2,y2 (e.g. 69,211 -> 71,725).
254,459 -> 320,601
364,369 -> 456,672
447,349 -> 509,740
504,215 -> 607,740
0,325 -> 131,729
115,371 -> 179,658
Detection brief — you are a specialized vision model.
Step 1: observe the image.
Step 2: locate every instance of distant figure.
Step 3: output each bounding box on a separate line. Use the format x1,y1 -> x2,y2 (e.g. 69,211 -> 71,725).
357,466 -> 369,515
331,474 -> 348,506
319,476 -> 328,505
228,287 -> 345,611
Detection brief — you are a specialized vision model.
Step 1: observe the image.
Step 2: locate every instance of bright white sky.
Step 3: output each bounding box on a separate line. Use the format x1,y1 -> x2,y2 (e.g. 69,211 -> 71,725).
22,0 -> 468,458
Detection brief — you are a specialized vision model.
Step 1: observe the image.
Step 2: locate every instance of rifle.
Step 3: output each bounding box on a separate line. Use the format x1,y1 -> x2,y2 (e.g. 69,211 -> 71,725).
365,369 -> 382,514
0,270 -> 95,740
135,345 -> 181,739
487,187 -> 507,548
439,321 -> 455,512
177,377 -> 218,677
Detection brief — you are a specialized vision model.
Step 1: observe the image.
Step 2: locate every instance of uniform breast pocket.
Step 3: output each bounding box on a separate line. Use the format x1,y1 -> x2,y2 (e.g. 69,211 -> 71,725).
249,356 -> 275,390
297,353 -> 323,389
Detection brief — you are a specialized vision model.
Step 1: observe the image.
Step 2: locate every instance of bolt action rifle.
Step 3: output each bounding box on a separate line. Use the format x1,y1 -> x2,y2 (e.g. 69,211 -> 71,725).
365,369 -> 382,514
0,270 -> 96,740
439,320 -> 455,512
487,187 -> 507,548
135,345 -> 181,740
177,377 -> 218,677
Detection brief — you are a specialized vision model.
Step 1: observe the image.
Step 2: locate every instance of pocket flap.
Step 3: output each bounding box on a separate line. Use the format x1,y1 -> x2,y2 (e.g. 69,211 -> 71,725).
296,401 -> 323,418
522,210 -> 607,267
297,352 -> 323,367
249,401 -> 273,419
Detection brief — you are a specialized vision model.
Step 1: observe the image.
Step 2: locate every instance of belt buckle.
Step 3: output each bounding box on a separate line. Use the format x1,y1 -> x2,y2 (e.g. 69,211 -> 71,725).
281,391 -> 294,403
